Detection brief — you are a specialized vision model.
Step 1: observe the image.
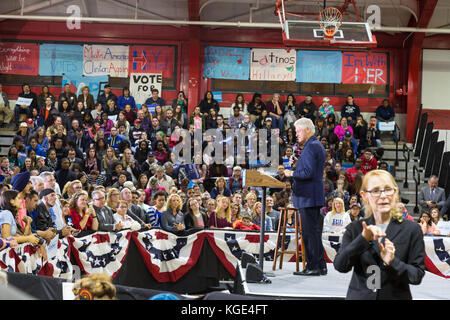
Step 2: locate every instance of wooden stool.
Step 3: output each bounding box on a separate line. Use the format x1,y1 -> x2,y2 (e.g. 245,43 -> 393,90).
272,207 -> 306,272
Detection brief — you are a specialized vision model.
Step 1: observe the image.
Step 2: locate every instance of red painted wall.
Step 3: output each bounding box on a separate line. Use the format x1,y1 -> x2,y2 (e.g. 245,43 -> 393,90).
2,19 -> 443,133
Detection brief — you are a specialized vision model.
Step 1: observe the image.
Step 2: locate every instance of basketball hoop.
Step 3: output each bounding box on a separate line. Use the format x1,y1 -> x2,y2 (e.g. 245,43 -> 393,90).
319,7 -> 343,40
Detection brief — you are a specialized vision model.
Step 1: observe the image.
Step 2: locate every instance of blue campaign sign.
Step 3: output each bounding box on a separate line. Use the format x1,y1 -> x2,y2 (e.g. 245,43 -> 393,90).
62,74 -> 108,100
203,46 -> 250,80
296,50 -> 342,83
39,44 -> 83,76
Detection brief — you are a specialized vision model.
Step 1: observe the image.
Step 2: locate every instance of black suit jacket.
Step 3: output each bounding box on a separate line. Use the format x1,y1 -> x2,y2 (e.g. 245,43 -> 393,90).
333,215 -> 425,300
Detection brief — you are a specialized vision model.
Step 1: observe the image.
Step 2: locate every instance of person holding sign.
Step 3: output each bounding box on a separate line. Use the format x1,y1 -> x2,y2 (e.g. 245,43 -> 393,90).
14,84 -> 37,130
144,89 -> 165,114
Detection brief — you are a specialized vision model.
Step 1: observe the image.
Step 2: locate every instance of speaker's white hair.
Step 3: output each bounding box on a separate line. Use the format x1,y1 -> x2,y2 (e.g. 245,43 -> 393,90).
294,118 -> 315,134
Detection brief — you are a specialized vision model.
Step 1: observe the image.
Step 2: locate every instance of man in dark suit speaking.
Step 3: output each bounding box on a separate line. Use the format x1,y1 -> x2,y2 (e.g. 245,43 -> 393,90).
285,118 -> 327,276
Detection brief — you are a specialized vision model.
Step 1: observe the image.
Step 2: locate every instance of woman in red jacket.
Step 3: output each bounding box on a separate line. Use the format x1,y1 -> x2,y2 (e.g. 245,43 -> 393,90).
69,191 -> 99,231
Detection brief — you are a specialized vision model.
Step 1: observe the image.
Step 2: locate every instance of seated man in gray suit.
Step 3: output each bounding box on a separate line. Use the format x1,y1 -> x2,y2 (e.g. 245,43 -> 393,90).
418,175 -> 446,213
91,190 -> 123,232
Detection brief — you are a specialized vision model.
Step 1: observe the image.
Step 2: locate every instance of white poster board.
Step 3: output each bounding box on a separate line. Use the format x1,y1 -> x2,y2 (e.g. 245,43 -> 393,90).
83,44 -> 129,77
250,48 -> 296,81
129,73 -> 162,108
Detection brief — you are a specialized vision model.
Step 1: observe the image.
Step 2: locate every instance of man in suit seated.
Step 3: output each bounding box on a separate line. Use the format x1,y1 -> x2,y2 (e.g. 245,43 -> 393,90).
91,190 -> 123,232
418,175 -> 446,213
69,127 -> 90,155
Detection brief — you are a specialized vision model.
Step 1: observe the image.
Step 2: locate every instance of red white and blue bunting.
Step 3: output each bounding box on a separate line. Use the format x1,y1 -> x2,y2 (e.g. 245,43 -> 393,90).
1,230 -> 449,281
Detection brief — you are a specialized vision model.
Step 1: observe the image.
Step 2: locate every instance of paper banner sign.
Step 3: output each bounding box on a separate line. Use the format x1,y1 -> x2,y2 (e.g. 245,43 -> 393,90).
39,44 -> 83,76
62,74 -> 109,100
129,46 -> 175,79
296,50 -> 342,83
342,52 -> 388,85
0,42 -> 39,75
250,48 -> 296,81
203,46 -> 250,80
83,44 -> 129,77
129,73 -> 163,109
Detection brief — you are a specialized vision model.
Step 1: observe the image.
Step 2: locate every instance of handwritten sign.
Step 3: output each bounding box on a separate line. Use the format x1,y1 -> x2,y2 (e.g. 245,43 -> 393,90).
16,97 -> 33,106
62,74 -> 108,99
341,52 -> 388,85
129,73 -> 162,108
0,42 -> 39,75
296,50 -> 342,83
83,45 -> 129,77
250,48 -> 296,81
39,43 -> 83,76
129,45 -> 175,79
203,46 -> 250,80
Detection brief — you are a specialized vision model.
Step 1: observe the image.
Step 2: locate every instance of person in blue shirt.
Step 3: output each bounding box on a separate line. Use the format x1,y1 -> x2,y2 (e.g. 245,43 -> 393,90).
340,130 -> 359,157
26,136 -> 47,157
144,89 -> 165,113
98,84 -> 118,110
146,190 -> 166,228
107,127 -> 123,151
117,86 -> 136,111
375,99 -> 395,122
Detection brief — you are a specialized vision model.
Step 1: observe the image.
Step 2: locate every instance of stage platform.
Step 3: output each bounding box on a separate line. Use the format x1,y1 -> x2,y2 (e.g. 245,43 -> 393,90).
238,262 -> 450,300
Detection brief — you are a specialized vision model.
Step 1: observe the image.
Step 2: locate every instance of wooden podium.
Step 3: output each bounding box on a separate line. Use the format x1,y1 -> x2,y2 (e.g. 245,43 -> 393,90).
243,170 -> 286,274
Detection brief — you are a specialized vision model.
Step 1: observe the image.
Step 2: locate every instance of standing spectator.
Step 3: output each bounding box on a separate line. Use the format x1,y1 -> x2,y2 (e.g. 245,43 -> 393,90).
37,86 -> 55,112
265,195 -> 280,231
55,158 -> 77,191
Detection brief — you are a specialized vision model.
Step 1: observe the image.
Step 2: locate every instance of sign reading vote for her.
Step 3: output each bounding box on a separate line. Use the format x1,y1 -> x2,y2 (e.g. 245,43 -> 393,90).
83,45 -> 129,77
0,42 -> 39,76
203,46 -> 250,80
250,48 -> 296,81
296,50 -> 342,83
39,44 -> 83,76
341,52 -> 388,85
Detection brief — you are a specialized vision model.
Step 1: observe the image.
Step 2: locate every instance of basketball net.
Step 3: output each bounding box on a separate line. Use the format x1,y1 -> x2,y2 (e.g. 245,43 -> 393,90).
319,7 -> 343,40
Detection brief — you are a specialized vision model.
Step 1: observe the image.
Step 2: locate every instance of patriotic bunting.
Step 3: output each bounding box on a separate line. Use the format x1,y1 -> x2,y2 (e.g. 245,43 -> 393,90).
1,230 -> 449,281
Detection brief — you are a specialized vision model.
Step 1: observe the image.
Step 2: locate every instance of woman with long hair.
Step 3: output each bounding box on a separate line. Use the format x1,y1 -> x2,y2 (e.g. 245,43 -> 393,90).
210,176 -> 232,200
105,188 -> 121,213
334,170 -> 426,300
208,196 -> 233,229
100,112 -> 114,136
84,148 -> 101,175
251,202 -> 273,231
117,86 -> 136,111
102,147 -> 117,173
95,137 -> 107,160
231,93 -> 247,114
173,104 -> 187,129
114,111 -> 130,133
135,173 -> 149,190
430,207 -> 443,225
172,90 -> 188,114
418,211 -> 441,235
134,140 -> 150,165
230,202 -> 242,227
35,127 -> 50,152
184,198 -> 208,230
199,90 -> 219,115
68,190 -> 98,231
322,198 -> 351,234
161,193 -> 185,234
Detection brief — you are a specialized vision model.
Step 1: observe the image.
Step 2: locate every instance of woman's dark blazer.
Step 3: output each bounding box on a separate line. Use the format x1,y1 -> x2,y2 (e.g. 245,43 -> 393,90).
333,215 -> 425,300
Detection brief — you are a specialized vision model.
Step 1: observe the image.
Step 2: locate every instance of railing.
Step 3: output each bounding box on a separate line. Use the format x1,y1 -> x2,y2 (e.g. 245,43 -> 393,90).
413,164 -> 420,214
402,143 -> 411,188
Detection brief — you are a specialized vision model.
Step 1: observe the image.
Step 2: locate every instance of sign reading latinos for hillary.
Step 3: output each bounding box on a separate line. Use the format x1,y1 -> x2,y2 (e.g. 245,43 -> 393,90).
39,43 -> 83,76
296,50 -> 342,83
83,44 -> 129,77
203,46 -> 250,80
129,73 -> 162,109
129,45 -> 175,79
341,52 -> 388,85
0,42 -> 39,75
250,48 -> 296,81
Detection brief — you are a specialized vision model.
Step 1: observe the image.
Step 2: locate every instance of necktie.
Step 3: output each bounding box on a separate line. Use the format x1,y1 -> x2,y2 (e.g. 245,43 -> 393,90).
431,188 -> 435,202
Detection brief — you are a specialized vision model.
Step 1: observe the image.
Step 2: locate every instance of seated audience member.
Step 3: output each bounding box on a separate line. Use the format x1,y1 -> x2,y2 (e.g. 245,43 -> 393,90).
322,198 -> 351,234
396,202 -> 414,222
331,179 -> 350,210
334,117 -> 353,141
233,213 -> 260,231
184,198 -> 208,231
340,95 -> 360,125
347,203 -> 362,222
146,190 -> 167,228
430,207 -> 443,225
346,158 -> 363,185
360,149 -> 378,175
318,97 -> 335,119
367,116 -> 381,148
298,94 -> 316,122
68,191 -> 99,231
230,202 -> 242,226
375,99 -> 395,123
265,196 -> 280,231
341,131 -> 358,156
161,193 -> 185,234
251,202 -> 273,231
228,166 -> 244,194
418,211 -> 441,236
91,190 -> 122,232
113,200 -> 141,231
208,196 -> 233,229
210,176 -> 232,199
418,175 -> 446,213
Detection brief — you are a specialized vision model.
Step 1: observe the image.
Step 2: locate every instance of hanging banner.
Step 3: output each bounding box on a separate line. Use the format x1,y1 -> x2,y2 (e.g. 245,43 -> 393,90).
129,73 -> 163,109
83,44 -> 129,77
250,48 -> 296,81
203,46 -> 250,80
0,42 -> 39,75
341,52 -> 388,85
296,50 -> 342,83
39,43 -> 83,76
62,74 -> 109,100
129,45 -> 175,79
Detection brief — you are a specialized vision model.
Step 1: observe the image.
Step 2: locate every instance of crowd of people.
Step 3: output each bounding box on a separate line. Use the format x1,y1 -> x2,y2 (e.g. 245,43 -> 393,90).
0,82 -> 448,253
